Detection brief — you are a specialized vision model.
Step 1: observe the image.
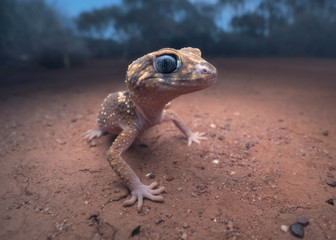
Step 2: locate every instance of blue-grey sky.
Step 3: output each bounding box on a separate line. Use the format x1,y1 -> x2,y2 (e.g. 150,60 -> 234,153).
47,0 -> 120,17
46,0 -> 260,30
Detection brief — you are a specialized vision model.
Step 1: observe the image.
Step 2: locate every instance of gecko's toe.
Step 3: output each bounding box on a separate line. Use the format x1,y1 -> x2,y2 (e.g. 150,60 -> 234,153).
150,186 -> 166,195
148,182 -> 159,189
123,193 -> 137,207
145,194 -> 164,202
137,195 -> 144,211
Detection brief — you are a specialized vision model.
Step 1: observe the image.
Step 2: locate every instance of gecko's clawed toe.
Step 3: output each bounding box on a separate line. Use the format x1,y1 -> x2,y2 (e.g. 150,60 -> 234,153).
123,182 -> 165,210
123,193 -> 137,207
145,194 -> 164,202
150,186 -> 166,195
148,182 -> 159,189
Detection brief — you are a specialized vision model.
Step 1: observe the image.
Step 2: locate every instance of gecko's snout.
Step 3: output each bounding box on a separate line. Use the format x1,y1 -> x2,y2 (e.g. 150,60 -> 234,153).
200,67 -> 216,75
201,68 -> 209,74
196,62 -> 216,76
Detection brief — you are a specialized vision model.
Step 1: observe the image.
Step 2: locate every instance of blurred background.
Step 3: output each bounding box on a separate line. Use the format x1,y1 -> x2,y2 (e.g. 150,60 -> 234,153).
1,0 -> 336,69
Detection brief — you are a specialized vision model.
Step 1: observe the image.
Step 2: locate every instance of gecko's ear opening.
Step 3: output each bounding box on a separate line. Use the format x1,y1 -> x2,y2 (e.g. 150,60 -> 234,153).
180,47 -> 201,57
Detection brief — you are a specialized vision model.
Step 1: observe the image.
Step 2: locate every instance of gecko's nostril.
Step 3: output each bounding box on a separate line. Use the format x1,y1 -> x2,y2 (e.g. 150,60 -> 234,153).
201,68 -> 208,74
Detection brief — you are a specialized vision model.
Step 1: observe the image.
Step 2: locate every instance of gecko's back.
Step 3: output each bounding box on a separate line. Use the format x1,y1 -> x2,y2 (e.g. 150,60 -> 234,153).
97,91 -> 137,134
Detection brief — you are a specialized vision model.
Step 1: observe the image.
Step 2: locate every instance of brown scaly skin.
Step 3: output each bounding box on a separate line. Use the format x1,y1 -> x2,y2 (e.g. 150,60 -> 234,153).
84,47 -> 217,210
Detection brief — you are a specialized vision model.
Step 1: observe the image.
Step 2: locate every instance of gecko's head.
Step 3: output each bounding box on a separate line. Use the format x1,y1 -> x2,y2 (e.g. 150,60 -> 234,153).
126,47 -> 217,95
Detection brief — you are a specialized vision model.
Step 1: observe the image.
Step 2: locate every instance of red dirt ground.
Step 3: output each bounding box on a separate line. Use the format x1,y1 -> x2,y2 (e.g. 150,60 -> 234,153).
0,58 -> 335,240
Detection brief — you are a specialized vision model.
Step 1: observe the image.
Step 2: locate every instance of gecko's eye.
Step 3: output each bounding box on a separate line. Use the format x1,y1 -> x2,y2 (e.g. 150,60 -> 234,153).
154,54 -> 178,74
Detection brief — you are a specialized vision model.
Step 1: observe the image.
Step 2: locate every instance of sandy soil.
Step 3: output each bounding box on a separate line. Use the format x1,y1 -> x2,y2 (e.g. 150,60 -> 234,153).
0,58 -> 335,240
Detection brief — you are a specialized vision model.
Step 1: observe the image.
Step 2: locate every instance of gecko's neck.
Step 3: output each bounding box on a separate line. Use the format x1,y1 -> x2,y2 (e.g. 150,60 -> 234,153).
128,89 -> 178,126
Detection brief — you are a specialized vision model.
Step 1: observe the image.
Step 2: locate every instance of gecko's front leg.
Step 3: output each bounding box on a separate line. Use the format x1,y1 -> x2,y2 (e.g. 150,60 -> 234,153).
162,110 -> 207,146
106,125 -> 165,210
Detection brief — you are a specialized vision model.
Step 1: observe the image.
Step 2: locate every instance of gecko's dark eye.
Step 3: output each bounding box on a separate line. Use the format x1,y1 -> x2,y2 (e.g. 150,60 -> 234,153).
154,55 -> 178,74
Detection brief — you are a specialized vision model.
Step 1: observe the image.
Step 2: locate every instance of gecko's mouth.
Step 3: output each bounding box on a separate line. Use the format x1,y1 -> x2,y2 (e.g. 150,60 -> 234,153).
156,74 -> 217,87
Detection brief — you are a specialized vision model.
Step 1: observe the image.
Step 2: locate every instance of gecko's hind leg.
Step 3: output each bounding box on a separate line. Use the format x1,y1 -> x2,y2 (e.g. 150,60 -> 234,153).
83,129 -> 103,142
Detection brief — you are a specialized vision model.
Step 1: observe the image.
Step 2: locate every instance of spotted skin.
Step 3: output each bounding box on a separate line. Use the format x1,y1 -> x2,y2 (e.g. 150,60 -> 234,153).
84,47 -> 217,210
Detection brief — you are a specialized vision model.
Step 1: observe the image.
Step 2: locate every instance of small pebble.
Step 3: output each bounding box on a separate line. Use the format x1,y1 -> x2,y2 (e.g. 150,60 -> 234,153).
290,223 -> 304,238
84,200 -> 88,205
71,118 -> 77,123
56,139 -> 66,145
131,225 -> 141,236
212,159 -> 219,164
322,130 -> 329,136
325,198 -> 334,206
280,225 -> 289,232
326,177 -> 336,187
145,173 -> 155,179
217,135 -> 224,140
297,217 -> 309,226
210,132 -> 216,137
177,187 -> 183,192
166,213 -> 172,218
300,149 -> 305,156
166,176 -> 174,182
227,221 -> 234,231
245,142 -> 254,150
221,124 -> 230,130
181,232 -> 187,240
154,217 -> 163,224
210,123 -> 216,128
183,222 -> 190,228
230,171 -> 236,176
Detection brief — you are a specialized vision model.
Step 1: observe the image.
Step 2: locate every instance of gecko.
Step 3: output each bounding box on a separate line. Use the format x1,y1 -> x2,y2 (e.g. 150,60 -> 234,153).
84,47 -> 217,210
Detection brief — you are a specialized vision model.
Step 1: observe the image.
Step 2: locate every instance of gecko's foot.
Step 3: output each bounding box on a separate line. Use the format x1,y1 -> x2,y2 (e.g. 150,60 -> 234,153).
123,182 -> 165,211
83,129 -> 103,142
187,131 -> 207,146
